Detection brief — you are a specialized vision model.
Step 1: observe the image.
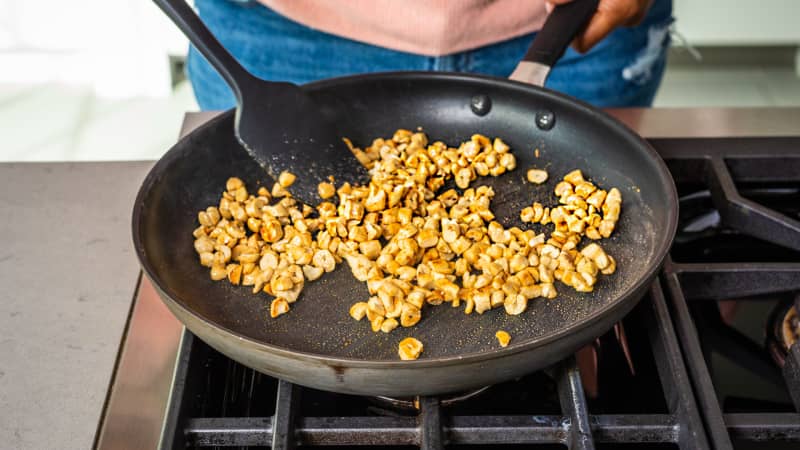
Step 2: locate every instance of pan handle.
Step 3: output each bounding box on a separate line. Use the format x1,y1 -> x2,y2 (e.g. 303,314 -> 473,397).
509,0 -> 600,87
153,0 -> 256,102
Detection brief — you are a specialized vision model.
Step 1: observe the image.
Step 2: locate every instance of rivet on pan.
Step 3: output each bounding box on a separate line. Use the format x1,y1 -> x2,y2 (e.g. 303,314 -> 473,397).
470,94 -> 492,116
535,110 -> 555,130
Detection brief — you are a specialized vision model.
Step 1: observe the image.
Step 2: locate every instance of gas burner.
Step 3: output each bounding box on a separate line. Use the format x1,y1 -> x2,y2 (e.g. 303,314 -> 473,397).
767,295 -> 800,368
370,386 -> 492,412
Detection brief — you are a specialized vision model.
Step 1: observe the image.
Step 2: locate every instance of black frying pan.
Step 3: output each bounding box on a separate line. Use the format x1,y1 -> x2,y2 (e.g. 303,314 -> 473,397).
133,1 -> 678,396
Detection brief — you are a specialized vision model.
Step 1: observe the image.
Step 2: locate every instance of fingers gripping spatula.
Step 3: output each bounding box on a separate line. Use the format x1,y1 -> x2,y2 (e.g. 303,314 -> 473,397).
154,0 -> 369,203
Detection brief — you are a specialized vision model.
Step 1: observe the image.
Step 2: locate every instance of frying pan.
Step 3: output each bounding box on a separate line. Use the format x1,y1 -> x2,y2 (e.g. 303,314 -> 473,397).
133,1 -> 678,396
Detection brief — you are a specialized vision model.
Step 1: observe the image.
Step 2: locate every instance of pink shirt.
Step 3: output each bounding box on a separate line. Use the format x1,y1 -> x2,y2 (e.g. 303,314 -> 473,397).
258,0 -> 547,56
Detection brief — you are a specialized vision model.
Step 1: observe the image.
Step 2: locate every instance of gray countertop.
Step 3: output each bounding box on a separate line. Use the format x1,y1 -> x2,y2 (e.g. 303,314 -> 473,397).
2,107 -> 799,450
0,162 -> 153,450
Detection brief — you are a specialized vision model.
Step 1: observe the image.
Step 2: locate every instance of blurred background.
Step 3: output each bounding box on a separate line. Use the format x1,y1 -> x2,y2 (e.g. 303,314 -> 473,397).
2,0 -> 799,162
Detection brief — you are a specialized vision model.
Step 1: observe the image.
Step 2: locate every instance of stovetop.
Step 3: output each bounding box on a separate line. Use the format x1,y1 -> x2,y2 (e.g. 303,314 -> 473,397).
94,113 -> 800,450
156,137 -> 800,450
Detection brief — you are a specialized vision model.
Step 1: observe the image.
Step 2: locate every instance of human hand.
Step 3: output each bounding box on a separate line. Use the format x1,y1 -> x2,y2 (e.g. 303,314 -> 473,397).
546,0 -> 653,53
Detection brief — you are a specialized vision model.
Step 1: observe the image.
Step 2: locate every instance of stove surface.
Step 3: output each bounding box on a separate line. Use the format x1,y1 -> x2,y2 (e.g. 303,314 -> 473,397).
95,111 -> 800,450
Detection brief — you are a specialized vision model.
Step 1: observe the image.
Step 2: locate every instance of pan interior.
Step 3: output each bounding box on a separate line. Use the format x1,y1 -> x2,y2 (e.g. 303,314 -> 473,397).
136,74 -> 672,362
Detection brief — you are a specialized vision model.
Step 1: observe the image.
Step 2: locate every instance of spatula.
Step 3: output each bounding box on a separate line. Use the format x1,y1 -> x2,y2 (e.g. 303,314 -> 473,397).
154,0 -> 369,204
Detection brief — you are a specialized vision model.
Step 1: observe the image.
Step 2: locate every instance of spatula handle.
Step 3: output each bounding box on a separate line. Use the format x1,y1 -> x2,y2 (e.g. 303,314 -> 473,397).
510,0 -> 600,86
525,0 -> 600,68
154,0 -> 254,102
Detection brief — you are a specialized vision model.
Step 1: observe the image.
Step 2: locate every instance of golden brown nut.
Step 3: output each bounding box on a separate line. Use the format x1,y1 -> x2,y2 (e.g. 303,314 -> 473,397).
526,168 -> 548,184
278,171 -> 296,188
495,330 -> 511,347
398,337 -> 424,360
270,298 -> 290,318
317,182 -> 335,199
349,302 -> 368,320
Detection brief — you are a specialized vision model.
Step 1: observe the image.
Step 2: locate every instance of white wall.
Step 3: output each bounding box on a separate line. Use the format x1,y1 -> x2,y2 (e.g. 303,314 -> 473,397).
673,0 -> 800,46
0,0 -> 188,98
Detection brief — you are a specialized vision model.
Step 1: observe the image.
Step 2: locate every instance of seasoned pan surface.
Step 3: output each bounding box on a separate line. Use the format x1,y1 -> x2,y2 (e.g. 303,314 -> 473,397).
133,73 -> 677,394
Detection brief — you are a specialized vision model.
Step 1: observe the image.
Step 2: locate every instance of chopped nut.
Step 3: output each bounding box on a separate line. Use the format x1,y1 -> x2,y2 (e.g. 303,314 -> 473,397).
210,264 -> 227,281
302,264 -> 324,281
270,298 -> 290,318
277,171 -> 296,188
313,249 -> 336,272
226,177 -> 244,192
226,264 -> 243,285
495,330 -> 511,347
398,337 -> 424,360
563,169 -> 584,185
318,181 -> 336,199
527,168 -> 548,184
349,301 -> 368,320
503,294 -> 527,315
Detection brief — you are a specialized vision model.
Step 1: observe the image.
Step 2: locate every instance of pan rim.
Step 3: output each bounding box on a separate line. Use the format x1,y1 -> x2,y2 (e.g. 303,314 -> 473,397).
132,71 -> 679,369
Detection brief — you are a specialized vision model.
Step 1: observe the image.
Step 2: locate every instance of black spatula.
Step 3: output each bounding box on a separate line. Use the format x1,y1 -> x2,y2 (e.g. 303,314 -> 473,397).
154,0 -> 369,203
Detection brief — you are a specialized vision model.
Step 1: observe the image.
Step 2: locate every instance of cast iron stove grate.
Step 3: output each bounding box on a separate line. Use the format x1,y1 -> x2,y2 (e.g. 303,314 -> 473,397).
655,136 -> 800,450
160,137 -> 800,450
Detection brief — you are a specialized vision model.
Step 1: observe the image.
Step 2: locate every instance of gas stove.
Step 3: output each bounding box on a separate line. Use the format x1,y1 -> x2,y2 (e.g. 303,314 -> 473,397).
95,111 -> 800,450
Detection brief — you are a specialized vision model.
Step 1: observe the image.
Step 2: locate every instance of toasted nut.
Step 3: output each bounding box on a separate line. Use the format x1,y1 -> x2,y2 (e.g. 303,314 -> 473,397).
606,187 -> 622,205
192,226 -> 207,239
473,291 -> 491,314
601,254 -> 617,275
509,254 -> 529,273
490,291 -> 505,308
526,168 -> 548,184
344,253 -> 372,281
398,337 -> 424,360
199,252 -> 214,267
541,282 -> 558,299
270,298 -> 290,318
417,228 -> 439,248
318,182 -> 336,199
260,251 -> 279,270
233,186 -> 248,202
503,294 -> 527,315
302,264 -> 324,281
520,207 -> 535,223
226,264 -> 243,285
380,317 -> 399,333
574,181 -> 597,199
585,226 -> 601,240
499,153 -> 516,170
599,219 -> 616,238
210,264 -> 227,281
313,249 -> 336,272
370,316 -> 384,332
271,182 -> 289,198
278,171 -> 296,188
226,177 -> 244,192
194,237 -> 215,254
495,330 -> 511,347
455,167 -> 473,189
358,240 -> 382,260
400,303 -> 422,327
260,220 -> 283,243
563,169 -> 584,185
586,189 -> 607,208
349,302 -> 368,320
520,284 -> 542,300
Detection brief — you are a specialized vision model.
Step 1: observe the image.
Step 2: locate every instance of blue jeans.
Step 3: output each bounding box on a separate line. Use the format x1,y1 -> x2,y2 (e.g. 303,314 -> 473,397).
188,0 -> 673,110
